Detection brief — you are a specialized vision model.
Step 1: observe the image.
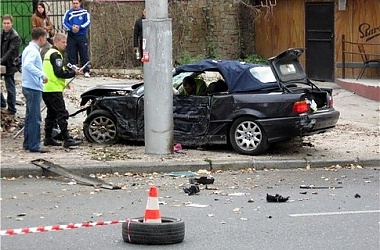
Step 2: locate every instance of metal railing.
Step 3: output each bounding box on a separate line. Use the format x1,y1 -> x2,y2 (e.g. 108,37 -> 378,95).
340,34 -> 380,79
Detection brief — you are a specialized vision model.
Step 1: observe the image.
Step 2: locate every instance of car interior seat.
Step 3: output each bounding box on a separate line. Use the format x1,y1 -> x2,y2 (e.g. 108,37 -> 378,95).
207,79 -> 228,94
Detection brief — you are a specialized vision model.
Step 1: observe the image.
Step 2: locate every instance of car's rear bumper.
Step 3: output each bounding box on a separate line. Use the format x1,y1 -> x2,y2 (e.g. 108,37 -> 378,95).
258,109 -> 340,143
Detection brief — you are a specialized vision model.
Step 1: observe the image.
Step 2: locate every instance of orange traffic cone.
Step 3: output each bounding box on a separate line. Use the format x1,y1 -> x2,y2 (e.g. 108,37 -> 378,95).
143,186 -> 162,223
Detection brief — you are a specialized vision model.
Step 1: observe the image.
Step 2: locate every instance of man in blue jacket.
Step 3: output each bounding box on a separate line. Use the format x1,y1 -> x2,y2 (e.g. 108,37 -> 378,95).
62,0 -> 91,78
21,27 -> 49,153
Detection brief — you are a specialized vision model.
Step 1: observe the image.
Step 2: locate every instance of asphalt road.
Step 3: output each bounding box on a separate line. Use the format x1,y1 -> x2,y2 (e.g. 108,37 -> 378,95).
1,167 -> 379,250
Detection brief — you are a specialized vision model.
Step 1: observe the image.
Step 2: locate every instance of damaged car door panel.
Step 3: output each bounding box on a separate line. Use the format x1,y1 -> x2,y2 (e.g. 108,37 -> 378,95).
76,48 -> 340,155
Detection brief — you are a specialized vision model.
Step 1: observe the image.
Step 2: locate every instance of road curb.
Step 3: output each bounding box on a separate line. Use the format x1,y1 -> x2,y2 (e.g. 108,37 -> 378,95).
1,158 -> 378,178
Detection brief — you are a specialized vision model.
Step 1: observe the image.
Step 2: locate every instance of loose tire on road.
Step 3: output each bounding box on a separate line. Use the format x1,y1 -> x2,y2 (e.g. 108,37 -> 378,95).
229,116 -> 269,155
122,217 -> 185,245
83,110 -> 119,144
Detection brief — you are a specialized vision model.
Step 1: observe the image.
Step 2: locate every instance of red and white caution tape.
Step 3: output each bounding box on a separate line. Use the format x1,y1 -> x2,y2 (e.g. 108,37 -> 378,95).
1,220 -> 127,236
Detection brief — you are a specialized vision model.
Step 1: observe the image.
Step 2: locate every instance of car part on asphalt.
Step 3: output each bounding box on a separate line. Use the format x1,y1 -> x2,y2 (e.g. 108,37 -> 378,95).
122,217 -> 185,245
83,110 -> 119,144
183,185 -> 200,195
299,185 -> 343,189
189,176 -> 215,185
31,158 -> 120,190
266,193 -> 290,202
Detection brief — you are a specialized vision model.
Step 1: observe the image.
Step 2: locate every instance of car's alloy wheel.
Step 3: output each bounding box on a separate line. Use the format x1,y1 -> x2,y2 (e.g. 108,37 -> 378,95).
83,110 -> 119,144
122,217 -> 185,245
229,116 -> 269,155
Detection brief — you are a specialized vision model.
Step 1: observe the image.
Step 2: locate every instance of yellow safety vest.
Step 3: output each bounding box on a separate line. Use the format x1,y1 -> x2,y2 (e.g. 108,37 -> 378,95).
43,48 -> 66,92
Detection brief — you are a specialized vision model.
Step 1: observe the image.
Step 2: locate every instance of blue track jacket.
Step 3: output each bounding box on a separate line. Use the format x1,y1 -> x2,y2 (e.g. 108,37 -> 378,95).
62,7 -> 91,36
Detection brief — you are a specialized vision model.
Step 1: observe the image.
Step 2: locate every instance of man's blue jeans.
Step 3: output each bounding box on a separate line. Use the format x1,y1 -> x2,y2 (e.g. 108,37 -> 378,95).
1,93 -> 6,108
1,74 -> 17,113
22,87 -> 42,152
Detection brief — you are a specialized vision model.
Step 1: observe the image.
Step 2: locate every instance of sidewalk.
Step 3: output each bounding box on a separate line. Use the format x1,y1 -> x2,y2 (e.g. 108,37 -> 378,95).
1,74 -> 379,178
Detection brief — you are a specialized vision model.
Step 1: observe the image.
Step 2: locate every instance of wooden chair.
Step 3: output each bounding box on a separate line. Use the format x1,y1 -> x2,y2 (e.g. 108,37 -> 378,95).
357,44 -> 380,80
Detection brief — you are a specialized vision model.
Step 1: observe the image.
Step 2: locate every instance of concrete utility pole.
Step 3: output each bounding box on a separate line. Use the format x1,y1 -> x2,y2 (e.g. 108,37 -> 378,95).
143,0 -> 173,154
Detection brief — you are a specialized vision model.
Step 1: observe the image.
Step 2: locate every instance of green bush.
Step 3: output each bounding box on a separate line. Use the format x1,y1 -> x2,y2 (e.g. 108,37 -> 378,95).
176,51 -> 205,65
241,54 -> 268,65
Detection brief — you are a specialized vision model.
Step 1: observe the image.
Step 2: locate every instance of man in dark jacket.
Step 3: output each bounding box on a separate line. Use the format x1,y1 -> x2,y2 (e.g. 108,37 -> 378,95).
1,14 -> 21,115
133,9 -> 146,62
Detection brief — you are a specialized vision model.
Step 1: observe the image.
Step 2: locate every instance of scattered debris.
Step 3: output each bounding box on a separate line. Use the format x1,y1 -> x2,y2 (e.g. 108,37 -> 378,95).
266,193 -> 290,203
173,143 -> 183,153
228,192 -> 249,196
167,171 -> 196,177
300,185 -> 343,189
354,193 -> 361,198
185,203 -> 208,208
233,208 -> 241,213
183,185 -> 200,196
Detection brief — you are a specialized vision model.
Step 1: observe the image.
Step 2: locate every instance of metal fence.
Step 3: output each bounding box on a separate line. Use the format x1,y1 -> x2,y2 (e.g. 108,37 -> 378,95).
1,0 -> 71,49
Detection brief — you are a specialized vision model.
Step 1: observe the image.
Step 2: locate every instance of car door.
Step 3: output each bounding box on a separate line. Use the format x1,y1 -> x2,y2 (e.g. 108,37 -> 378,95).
173,95 -> 211,145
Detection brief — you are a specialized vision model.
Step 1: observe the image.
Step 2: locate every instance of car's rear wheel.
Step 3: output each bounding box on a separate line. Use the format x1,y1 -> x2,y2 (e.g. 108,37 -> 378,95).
229,116 -> 269,155
83,110 -> 119,144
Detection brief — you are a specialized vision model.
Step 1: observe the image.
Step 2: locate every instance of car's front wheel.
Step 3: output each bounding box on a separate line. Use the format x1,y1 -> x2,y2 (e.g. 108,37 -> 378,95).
229,117 -> 269,155
83,110 -> 119,144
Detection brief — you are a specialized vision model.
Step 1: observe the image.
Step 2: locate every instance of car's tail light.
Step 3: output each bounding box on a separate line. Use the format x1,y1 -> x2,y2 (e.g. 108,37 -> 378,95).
328,95 -> 334,107
293,100 -> 310,114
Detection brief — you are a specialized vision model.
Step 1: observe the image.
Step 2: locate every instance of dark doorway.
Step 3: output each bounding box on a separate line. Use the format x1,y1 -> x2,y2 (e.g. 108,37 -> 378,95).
305,2 -> 335,81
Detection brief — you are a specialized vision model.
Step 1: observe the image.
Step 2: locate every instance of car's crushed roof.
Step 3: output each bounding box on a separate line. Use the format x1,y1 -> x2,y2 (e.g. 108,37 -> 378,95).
174,59 -> 278,93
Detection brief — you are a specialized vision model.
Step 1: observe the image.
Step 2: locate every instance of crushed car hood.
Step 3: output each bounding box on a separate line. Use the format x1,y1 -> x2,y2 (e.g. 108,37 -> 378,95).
80,82 -> 140,106
81,82 -> 140,95
267,48 -> 308,84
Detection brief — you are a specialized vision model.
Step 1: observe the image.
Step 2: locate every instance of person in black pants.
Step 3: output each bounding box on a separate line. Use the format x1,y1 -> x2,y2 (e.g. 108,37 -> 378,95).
62,0 -> 91,77
42,33 -> 82,148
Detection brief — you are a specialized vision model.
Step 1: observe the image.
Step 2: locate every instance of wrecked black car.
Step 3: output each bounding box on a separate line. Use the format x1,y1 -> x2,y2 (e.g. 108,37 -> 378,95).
78,48 -> 340,155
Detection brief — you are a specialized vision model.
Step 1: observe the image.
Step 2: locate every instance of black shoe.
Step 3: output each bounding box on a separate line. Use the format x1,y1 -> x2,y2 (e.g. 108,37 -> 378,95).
63,139 -> 81,148
44,138 -> 61,146
29,148 -> 50,153
183,185 -> 200,196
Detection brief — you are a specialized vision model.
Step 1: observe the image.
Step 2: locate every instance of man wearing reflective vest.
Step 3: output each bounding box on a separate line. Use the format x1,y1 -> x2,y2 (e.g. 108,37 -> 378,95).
42,33 -> 82,148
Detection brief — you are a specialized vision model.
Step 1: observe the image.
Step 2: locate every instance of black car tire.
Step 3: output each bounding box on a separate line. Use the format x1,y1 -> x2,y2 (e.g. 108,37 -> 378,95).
229,116 -> 269,155
83,110 -> 119,144
122,217 -> 185,245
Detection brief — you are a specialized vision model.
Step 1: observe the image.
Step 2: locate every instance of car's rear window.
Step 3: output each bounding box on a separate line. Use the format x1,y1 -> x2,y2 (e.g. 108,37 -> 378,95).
249,66 -> 276,83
